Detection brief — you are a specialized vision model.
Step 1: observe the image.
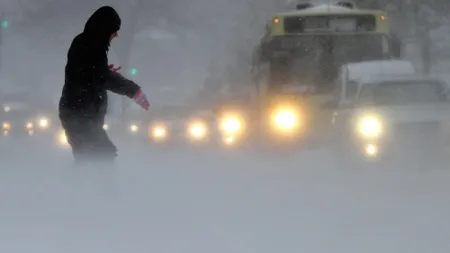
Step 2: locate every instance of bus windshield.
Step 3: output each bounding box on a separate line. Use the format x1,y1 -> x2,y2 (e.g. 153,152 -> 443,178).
283,34 -> 386,63
269,34 -> 387,92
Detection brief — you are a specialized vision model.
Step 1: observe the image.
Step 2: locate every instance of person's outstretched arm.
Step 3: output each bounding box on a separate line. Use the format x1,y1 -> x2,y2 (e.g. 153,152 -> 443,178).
107,69 -> 150,111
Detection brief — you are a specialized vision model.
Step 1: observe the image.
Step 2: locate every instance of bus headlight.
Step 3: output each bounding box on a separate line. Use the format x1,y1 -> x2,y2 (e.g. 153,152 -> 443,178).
38,117 -> 50,129
150,125 -> 168,140
272,109 -> 298,131
187,121 -> 207,140
357,115 -> 383,138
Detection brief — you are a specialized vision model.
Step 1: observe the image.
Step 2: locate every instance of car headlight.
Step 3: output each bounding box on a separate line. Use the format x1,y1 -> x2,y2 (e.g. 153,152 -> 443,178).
26,122 -> 33,130
150,125 -> 168,140
220,116 -> 243,134
129,124 -> 139,133
38,117 -> 50,129
3,122 -> 11,130
25,122 -> 34,135
57,130 -> 69,146
3,122 -> 10,136
103,124 -> 109,130
364,143 -> 379,157
187,121 -> 207,140
357,115 -> 383,138
223,136 -> 235,145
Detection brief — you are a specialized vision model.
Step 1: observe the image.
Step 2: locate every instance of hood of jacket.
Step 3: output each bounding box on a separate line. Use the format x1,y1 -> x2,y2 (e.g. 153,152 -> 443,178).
83,6 -> 121,50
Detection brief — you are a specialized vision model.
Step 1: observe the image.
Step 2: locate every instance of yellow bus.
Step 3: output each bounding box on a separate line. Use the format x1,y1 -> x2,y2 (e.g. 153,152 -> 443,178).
254,2 -> 400,93
248,2 -> 401,143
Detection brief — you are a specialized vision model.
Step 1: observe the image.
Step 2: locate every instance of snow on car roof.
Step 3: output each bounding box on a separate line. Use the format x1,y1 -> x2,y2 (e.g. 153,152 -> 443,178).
359,74 -> 443,87
346,60 -> 416,82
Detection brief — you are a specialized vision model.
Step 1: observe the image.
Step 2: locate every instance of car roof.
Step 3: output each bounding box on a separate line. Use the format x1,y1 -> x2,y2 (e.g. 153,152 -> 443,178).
345,60 -> 416,81
359,74 -> 444,87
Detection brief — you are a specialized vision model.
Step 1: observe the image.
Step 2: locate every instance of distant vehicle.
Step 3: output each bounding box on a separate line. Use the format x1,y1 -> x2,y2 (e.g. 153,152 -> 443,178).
0,102 -> 36,137
333,60 -> 417,106
246,1 -> 402,146
329,74 -> 450,167
116,105 -> 220,147
254,1 -> 400,94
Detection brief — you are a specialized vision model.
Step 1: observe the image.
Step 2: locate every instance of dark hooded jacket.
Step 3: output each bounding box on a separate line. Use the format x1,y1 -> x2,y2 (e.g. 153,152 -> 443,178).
59,6 -> 140,120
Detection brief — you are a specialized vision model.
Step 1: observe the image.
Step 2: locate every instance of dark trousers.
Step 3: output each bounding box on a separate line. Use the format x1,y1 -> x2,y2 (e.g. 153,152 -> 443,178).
60,115 -> 117,164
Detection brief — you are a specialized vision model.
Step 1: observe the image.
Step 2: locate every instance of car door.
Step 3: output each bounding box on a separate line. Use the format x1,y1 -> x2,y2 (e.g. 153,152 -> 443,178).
333,80 -> 359,137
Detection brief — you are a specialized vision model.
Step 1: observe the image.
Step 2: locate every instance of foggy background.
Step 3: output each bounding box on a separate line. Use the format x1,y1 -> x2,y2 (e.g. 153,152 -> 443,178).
1,0 -> 280,108
2,0 -> 450,108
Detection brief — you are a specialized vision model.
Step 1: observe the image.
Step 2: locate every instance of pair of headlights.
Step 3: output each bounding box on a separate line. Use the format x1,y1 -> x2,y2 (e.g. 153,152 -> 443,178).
2,121 -> 33,130
2,121 -> 36,136
147,109 -> 301,141
219,110 -> 301,134
148,121 -> 208,141
219,108 -> 302,142
148,119 -> 244,142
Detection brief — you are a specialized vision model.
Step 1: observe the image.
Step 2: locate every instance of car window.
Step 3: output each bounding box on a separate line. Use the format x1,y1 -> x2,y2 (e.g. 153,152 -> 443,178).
356,80 -> 449,106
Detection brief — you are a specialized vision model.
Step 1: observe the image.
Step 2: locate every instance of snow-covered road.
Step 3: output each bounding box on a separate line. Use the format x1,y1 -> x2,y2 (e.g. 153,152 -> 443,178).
0,140 -> 449,253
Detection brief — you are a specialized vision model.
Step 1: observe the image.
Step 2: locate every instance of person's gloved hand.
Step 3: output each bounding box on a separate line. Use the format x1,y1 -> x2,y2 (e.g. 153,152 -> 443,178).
109,64 -> 122,75
133,89 -> 150,111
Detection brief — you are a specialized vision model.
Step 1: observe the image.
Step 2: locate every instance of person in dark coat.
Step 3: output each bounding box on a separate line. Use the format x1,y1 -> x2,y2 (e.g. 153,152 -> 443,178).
59,6 -> 150,164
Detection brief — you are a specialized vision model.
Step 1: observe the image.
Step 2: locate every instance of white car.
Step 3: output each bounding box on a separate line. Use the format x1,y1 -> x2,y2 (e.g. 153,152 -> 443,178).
330,74 -> 450,166
335,60 -> 417,106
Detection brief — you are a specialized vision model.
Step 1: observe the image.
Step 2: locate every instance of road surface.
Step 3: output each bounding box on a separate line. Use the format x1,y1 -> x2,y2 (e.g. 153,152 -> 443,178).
0,139 -> 449,253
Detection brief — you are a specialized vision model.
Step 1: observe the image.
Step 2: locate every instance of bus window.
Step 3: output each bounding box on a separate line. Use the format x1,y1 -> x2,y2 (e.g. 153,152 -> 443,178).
332,35 -> 384,62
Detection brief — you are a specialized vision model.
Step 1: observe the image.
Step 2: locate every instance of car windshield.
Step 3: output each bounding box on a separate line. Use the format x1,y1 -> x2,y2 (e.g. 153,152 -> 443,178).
357,80 -> 449,106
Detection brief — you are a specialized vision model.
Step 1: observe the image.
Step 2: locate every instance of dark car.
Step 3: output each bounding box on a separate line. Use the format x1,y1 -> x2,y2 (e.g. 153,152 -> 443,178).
0,101 -> 37,138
